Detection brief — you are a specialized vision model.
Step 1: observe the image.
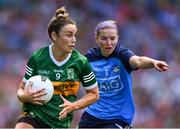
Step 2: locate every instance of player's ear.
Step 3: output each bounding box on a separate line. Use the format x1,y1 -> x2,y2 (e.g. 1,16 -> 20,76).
51,31 -> 58,41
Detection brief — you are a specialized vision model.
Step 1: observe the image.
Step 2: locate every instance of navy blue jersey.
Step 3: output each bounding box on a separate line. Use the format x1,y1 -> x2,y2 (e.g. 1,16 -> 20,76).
85,43 -> 135,125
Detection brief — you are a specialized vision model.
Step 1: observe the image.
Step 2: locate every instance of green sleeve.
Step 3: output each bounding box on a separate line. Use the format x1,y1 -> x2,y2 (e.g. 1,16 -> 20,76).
80,59 -> 97,90
23,53 -> 37,82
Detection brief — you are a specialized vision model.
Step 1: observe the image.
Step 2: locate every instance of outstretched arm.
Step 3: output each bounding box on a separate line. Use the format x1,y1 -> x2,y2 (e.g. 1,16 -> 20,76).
129,55 -> 169,72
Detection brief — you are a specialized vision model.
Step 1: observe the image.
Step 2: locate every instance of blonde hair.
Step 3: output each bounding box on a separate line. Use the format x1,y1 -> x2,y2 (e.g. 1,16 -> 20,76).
95,20 -> 118,37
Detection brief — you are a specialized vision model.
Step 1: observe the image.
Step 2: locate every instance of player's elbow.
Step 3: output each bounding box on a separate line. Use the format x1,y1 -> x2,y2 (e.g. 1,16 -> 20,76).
129,55 -> 140,69
94,91 -> 99,102
89,86 -> 99,103
91,94 -> 99,104
92,89 -> 99,103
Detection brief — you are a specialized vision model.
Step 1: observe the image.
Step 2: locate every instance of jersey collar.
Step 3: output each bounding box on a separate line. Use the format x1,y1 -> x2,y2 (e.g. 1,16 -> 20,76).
49,44 -> 72,66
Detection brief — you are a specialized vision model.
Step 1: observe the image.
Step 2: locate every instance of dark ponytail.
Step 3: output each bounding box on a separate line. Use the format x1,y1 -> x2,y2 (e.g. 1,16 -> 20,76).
48,6 -> 75,40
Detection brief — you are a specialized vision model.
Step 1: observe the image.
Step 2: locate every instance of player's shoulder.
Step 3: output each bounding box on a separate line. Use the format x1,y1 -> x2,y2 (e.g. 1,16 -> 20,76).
28,45 -> 49,63
32,45 -> 49,57
86,47 -> 99,56
114,43 -> 134,55
115,43 -> 128,53
85,47 -> 101,62
71,49 -> 88,62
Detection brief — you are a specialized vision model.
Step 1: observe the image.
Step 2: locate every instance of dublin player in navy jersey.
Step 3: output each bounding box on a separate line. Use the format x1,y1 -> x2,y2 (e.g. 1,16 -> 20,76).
78,20 -> 169,128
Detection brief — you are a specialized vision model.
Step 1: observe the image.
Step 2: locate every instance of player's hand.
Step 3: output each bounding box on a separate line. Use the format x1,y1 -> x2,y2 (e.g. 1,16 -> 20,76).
153,61 -> 169,72
23,81 -> 47,105
58,95 -> 76,119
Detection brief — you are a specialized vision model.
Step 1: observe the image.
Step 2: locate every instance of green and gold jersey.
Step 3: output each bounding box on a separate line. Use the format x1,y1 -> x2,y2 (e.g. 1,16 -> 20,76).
22,44 -> 97,128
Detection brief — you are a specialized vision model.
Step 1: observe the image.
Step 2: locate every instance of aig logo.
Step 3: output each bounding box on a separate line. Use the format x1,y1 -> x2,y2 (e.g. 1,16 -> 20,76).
97,75 -> 124,92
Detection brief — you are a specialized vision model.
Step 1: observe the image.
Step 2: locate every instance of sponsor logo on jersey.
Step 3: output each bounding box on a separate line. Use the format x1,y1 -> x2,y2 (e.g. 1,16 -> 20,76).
97,75 -> 124,92
52,81 -> 80,96
38,70 -> 50,75
54,69 -> 63,73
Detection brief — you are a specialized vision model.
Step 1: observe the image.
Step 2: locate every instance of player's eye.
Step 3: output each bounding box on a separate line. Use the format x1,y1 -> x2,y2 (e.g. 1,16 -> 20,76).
101,36 -> 107,41
66,33 -> 73,38
110,37 -> 116,41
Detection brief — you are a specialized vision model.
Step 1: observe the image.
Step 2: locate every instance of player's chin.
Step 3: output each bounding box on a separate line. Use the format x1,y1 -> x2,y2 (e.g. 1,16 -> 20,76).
104,51 -> 113,56
67,48 -> 74,53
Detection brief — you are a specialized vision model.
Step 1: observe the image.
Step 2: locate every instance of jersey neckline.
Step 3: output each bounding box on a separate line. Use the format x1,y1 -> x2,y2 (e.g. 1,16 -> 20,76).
49,44 -> 72,66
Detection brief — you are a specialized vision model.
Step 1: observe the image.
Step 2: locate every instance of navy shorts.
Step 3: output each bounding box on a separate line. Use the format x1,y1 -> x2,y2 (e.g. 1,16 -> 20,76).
16,111 -> 51,128
78,111 -> 131,129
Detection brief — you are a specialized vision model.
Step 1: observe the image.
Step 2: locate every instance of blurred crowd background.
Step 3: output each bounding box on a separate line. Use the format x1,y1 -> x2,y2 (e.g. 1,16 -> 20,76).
0,0 -> 179,128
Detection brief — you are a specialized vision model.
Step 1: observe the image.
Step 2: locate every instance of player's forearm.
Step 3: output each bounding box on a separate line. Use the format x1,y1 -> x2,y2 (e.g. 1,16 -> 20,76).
17,81 -> 26,103
130,56 -> 156,69
136,56 -> 156,69
72,89 -> 99,110
73,93 -> 98,110
17,88 -> 26,103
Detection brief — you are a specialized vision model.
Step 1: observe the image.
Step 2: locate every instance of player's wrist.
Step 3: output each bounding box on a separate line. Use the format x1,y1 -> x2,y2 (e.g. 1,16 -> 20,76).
17,89 -> 26,103
72,102 -> 81,111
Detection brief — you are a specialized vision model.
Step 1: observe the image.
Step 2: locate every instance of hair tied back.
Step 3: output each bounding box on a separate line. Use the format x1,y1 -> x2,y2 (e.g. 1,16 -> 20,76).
55,6 -> 68,19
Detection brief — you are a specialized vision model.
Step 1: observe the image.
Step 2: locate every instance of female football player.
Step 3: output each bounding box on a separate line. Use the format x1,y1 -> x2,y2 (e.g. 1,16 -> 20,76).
15,7 -> 99,129
78,20 -> 169,128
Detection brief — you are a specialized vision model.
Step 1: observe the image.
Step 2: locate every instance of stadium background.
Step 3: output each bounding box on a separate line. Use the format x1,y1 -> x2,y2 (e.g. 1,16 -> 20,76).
0,0 -> 179,128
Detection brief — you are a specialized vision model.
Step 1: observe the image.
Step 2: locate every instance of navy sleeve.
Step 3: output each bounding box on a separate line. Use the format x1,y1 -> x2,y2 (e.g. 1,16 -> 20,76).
115,44 -> 135,73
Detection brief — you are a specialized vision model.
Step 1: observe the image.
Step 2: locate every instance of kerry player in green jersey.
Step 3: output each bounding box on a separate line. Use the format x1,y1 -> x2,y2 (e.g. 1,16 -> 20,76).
15,7 -> 99,129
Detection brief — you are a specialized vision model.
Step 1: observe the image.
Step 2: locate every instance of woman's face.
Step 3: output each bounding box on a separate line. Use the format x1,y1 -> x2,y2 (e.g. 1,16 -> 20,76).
54,24 -> 77,53
96,28 -> 118,57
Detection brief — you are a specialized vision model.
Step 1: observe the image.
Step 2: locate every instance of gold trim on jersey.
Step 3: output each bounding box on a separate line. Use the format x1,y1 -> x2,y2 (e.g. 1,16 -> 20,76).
52,81 -> 80,96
